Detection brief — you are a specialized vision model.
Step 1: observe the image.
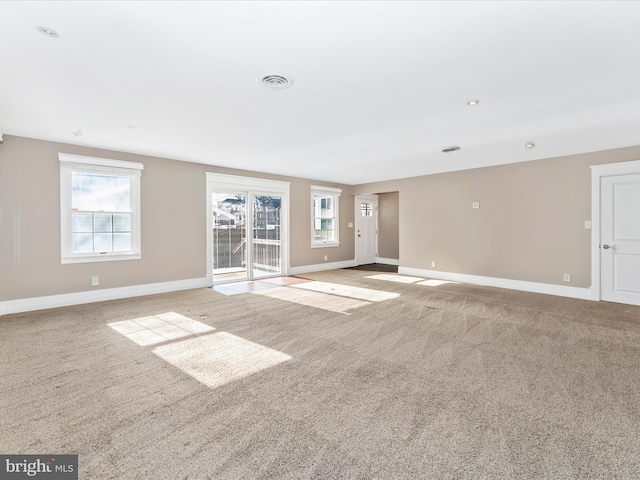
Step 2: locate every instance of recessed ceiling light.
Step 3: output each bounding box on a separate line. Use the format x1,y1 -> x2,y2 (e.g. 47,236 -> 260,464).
525,141 -> 535,149
258,73 -> 293,90
442,146 -> 461,153
37,25 -> 59,38
467,100 -> 479,106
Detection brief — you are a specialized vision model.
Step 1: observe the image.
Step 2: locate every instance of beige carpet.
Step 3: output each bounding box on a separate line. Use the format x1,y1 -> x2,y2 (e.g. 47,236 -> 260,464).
2,269 -> 640,479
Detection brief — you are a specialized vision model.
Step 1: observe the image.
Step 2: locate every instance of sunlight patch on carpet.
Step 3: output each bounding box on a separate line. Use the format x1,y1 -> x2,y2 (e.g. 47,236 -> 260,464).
252,286 -> 371,314
291,281 -> 399,302
365,273 -> 423,284
108,312 -> 215,346
152,332 -> 292,389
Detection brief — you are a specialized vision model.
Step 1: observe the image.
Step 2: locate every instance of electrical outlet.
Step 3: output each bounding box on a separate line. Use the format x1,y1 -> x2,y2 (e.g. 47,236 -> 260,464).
324,255 -> 328,261
431,261 -> 436,268
92,276 -> 99,286
563,273 -> 571,282
584,220 -> 592,229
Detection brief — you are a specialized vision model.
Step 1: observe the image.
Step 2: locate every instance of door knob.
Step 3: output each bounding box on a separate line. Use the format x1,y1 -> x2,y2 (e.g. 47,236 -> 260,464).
602,244 -> 615,249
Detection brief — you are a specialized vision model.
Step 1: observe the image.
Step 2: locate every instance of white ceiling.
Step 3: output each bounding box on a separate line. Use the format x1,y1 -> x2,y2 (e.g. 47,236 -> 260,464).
2,1 -> 640,185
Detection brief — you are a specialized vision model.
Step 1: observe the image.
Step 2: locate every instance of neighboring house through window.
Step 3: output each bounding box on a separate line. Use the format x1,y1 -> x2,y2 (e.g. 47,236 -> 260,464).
59,153 -> 143,264
311,185 -> 341,247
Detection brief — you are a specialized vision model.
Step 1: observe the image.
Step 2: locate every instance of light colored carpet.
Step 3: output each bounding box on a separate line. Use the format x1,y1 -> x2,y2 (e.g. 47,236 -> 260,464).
2,269 -> 640,479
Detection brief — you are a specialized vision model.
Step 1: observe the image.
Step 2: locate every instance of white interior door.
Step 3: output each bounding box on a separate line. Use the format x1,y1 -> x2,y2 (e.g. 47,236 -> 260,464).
601,173 -> 640,306
355,195 -> 378,265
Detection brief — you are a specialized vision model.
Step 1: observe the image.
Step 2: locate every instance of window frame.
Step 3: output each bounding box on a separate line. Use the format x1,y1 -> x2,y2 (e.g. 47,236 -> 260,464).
310,185 -> 341,248
59,153 -> 143,264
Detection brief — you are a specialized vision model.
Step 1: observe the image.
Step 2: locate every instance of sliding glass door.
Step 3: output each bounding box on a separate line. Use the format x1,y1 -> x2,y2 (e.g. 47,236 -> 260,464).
207,173 -> 289,284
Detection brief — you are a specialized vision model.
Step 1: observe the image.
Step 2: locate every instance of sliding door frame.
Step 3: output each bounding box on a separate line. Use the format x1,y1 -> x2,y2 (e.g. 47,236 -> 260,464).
206,173 -> 290,285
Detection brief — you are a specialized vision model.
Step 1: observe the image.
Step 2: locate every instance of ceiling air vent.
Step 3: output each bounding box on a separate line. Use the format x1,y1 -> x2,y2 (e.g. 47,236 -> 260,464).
441,146 -> 461,153
37,25 -> 59,38
259,73 -> 292,90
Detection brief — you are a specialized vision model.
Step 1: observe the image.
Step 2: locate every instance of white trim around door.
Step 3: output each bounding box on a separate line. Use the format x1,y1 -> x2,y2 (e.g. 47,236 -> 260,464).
354,195 -> 378,265
590,159 -> 640,304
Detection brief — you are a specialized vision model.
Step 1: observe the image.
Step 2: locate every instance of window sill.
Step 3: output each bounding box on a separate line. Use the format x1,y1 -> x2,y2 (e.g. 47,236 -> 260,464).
61,253 -> 141,264
311,243 -> 340,248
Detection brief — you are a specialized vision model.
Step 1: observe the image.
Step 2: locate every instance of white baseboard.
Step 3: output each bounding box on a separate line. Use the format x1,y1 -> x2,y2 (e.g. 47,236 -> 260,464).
398,267 -> 595,301
289,259 -> 356,276
377,258 -> 399,266
0,277 -> 211,316
2,266 -> 596,316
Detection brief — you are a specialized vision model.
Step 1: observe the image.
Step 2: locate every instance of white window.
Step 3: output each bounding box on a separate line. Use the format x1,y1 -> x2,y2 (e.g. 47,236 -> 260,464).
311,185 -> 341,247
59,153 -> 143,264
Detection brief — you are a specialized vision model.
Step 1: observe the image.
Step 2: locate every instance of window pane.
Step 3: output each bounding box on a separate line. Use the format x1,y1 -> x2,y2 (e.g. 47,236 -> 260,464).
113,233 -> 131,252
212,193 -> 247,281
314,195 -> 335,218
113,214 -> 131,232
361,202 -> 372,217
322,219 -> 334,236
72,213 -> 93,233
314,219 -> 335,243
94,214 -> 113,233
72,172 -> 131,212
73,233 -> 93,253
94,233 -> 113,252
323,197 -> 334,217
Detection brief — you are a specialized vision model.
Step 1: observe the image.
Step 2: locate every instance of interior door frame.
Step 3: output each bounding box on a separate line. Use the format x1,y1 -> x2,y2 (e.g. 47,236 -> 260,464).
354,194 -> 379,266
206,173 -> 290,285
590,159 -> 640,301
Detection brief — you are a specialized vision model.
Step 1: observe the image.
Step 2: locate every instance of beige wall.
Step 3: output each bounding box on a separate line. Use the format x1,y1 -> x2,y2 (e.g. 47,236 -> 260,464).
354,146 -> 640,288
0,135 -> 353,302
4,133 -> 640,303
377,192 -> 399,260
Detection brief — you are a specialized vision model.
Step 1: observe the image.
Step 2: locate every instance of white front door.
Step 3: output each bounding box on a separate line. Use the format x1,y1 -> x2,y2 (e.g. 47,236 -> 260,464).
601,173 -> 640,306
355,195 -> 378,265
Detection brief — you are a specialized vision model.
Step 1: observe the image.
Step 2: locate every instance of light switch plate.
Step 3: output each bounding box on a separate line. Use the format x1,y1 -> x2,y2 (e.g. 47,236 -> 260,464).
472,202 -> 480,209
